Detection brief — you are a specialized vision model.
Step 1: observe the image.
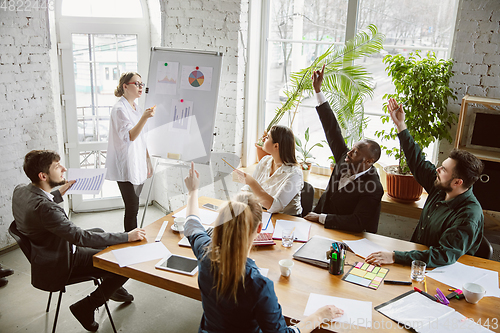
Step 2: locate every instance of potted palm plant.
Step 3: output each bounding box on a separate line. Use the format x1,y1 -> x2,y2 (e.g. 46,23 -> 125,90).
375,51 -> 457,202
295,128 -> 325,182
256,24 -> 385,160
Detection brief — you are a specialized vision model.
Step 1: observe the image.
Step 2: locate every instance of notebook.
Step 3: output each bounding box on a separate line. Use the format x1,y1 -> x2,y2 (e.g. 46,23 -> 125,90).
292,235 -> 337,268
375,290 -> 493,333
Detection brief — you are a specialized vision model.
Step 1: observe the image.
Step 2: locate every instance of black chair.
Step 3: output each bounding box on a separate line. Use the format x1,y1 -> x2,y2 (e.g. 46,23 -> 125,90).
8,221 -> 117,333
474,235 -> 493,260
301,181 -> 315,218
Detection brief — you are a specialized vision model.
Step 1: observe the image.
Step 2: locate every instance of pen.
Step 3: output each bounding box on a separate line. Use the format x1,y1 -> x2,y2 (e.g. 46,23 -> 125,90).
424,276 -> 428,293
221,158 -> 236,170
384,280 -> 412,285
414,287 -> 438,302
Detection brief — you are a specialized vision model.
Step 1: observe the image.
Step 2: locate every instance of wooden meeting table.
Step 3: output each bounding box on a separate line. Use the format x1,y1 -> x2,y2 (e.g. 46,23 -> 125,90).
94,197 -> 500,332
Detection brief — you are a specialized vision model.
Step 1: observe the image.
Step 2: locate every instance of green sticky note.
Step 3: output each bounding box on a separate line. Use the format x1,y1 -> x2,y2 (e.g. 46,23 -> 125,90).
372,267 -> 380,274
364,272 -> 376,280
377,272 -> 386,278
361,263 -> 369,270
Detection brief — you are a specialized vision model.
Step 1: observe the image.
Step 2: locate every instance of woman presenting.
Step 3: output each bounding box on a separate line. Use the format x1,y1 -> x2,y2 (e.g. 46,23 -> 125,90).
235,125 -> 303,216
106,72 -> 155,231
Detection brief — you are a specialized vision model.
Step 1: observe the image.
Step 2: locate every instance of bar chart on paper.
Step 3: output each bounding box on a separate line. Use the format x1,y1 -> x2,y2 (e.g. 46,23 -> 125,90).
67,168 -> 107,194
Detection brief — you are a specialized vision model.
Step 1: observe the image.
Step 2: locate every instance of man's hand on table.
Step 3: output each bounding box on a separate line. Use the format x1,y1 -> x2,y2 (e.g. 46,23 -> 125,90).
366,251 -> 395,266
304,212 -> 320,223
128,228 -> 146,242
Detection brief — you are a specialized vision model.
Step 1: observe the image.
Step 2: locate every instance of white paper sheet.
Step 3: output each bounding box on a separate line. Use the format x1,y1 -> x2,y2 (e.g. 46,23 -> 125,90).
66,168 -> 107,194
112,242 -> 170,267
304,293 -> 372,328
272,219 -> 311,242
261,212 -> 273,233
342,238 -> 389,259
426,262 -> 500,297
173,207 -> 219,225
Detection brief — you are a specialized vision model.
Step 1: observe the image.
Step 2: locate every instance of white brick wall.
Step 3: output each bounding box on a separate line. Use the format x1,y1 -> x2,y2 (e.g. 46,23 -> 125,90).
154,0 -> 249,211
0,8 -> 58,249
438,0 -> 500,163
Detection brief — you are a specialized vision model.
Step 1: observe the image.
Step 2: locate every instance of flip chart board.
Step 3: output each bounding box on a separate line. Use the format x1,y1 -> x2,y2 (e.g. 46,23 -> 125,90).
145,47 -> 223,164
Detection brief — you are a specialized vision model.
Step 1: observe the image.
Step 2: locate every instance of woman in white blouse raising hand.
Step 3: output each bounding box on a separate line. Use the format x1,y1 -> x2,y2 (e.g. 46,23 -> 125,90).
106,72 -> 155,232
235,125 -> 303,216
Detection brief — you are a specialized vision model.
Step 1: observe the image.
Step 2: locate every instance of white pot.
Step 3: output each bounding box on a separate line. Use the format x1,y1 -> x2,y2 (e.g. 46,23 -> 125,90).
302,169 -> 310,182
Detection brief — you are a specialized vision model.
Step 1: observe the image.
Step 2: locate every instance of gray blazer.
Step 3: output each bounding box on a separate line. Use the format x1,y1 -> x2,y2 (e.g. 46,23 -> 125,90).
12,184 -> 128,291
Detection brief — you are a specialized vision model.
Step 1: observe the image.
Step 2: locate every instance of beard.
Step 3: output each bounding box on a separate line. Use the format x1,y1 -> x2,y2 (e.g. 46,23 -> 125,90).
434,177 -> 453,192
48,178 -> 66,188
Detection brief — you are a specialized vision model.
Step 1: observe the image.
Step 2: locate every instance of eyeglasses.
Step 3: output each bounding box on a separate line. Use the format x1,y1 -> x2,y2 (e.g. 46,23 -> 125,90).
126,82 -> 145,88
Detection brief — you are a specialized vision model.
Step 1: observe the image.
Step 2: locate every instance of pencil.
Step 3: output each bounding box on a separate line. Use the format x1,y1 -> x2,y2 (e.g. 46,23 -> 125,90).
221,158 -> 236,170
424,276 -> 427,293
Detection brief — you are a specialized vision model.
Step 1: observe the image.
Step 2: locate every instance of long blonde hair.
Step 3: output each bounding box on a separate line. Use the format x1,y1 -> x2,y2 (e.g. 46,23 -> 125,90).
208,193 -> 262,302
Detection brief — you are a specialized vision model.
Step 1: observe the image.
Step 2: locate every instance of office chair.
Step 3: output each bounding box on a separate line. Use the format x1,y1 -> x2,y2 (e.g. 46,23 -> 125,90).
8,221 -> 117,333
474,235 -> 493,260
300,182 -> 315,218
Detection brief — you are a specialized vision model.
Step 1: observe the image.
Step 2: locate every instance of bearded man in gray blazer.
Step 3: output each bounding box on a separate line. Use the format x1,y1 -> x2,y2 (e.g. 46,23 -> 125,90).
12,150 -> 146,331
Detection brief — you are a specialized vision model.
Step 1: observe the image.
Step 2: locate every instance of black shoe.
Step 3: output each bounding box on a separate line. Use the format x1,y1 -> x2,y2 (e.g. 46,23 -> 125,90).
110,286 -> 134,302
0,278 -> 7,287
0,267 -> 13,279
70,297 -> 99,332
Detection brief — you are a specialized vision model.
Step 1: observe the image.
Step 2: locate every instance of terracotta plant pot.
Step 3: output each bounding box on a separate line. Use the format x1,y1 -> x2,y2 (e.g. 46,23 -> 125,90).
255,143 -> 270,161
384,165 -> 423,203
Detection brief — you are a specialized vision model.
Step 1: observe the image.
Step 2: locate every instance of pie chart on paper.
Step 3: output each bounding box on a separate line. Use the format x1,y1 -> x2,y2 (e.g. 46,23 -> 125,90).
188,70 -> 205,87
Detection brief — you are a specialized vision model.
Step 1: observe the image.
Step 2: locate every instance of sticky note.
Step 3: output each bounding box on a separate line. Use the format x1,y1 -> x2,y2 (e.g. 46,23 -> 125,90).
367,265 -> 375,272
373,276 -> 383,282
344,274 -> 371,287
355,262 -> 363,269
379,268 -> 388,274
364,272 -> 376,280
372,267 -> 380,274
377,272 -> 386,278
361,263 -> 369,270
350,268 -> 367,277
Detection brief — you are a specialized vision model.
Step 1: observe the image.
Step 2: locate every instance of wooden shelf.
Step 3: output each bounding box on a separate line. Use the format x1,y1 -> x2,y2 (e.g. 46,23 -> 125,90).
456,145 -> 500,163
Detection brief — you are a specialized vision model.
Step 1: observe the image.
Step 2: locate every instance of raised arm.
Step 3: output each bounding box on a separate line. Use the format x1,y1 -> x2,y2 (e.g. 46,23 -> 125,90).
312,65 -> 349,162
388,98 -> 437,192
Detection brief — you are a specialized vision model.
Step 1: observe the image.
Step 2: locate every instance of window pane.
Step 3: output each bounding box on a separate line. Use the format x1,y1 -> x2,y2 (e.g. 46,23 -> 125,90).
62,0 -> 143,18
266,0 -> 348,167
357,0 -> 457,165
73,34 -> 138,143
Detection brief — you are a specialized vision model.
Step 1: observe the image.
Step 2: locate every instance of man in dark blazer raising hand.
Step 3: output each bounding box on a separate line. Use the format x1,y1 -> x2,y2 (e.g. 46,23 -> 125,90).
304,65 -> 384,233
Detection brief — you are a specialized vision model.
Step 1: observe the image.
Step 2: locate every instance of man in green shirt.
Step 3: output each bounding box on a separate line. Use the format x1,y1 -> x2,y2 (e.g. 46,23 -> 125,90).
366,98 -> 484,268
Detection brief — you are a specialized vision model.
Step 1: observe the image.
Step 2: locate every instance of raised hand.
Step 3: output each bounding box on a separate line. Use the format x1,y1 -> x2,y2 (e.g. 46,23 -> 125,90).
312,64 -> 326,93
388,98 -> 406,132
184,161 -> 200,192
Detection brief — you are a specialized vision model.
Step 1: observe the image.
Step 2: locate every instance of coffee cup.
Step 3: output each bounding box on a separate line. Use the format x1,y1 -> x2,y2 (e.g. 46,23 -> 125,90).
279,259 -> 294,277
462,282 -> 486,304
173,217 -> 186,231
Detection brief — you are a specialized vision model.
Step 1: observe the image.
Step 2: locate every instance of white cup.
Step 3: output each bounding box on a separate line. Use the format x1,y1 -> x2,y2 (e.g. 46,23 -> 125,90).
462,282 -> 486,304
279,259 -> 294,277
174,217 -> 186,231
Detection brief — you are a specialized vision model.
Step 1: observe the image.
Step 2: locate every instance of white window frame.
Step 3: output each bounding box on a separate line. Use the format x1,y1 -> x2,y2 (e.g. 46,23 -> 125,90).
251,0 -> 460,169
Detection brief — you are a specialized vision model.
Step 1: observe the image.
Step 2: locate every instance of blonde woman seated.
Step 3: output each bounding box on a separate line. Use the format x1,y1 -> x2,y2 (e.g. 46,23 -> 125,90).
183,162 -> 343,333
235,125 -> 303,216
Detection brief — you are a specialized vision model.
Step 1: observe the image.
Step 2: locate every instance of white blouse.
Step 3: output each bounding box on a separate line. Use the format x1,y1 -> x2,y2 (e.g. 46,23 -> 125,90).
243,155 -> 303,215
106,97 -> 148,185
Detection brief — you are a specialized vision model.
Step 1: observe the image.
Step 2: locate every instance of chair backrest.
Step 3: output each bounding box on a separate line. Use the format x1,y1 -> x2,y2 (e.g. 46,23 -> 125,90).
474,235 -> 493,260
301,182 -> 315,218
8,221 -> 32,263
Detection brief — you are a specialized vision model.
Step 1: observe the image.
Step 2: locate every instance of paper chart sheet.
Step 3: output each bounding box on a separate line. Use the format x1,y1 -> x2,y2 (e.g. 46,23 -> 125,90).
66,168 -> 107,194
156,61 -> 179,95
181,66 -> 213,91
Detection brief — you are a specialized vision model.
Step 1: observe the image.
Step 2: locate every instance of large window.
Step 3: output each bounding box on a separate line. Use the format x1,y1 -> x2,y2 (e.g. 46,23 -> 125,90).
262,0 -> 458,167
